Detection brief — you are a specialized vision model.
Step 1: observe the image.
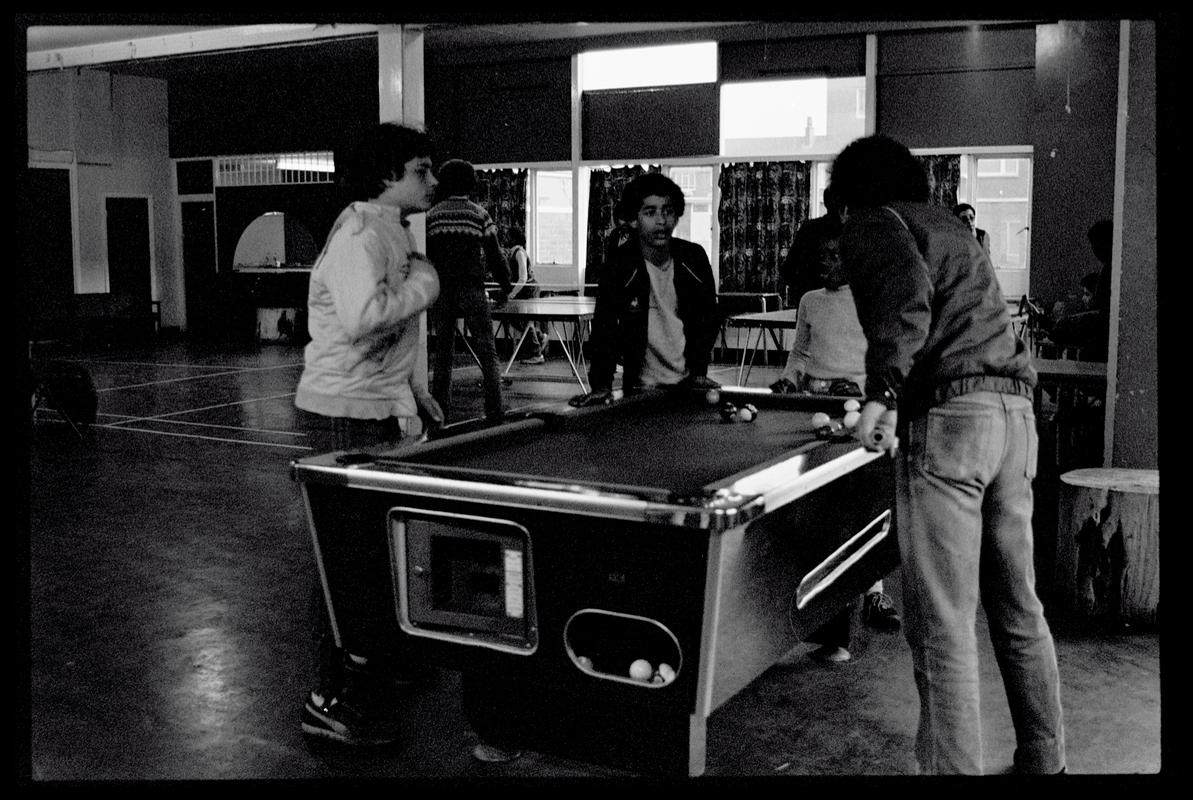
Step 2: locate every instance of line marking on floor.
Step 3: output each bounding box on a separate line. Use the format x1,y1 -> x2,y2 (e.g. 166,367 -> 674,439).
96,413 -> 307,437
88,422 -> 312,450
105,392 -> 299,426
95,363 -> 306,393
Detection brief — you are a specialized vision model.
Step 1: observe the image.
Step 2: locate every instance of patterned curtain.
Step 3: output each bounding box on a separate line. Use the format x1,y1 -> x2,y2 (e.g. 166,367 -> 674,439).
717,161 -> 811,293
585,164 -> 661,273
475,168 -> 528,247
917,154 -> 961,209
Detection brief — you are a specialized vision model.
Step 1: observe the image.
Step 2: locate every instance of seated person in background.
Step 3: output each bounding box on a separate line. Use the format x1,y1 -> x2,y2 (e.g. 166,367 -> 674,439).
1079,270 -> 1099,310
503,225 -> 549,364
589,198 -> 635,297
779,182 -> 845,310
770,235 -> 865,397
1048,219 -> 1112,361
569,173 -> 720,407
953,203 -> 992,258
768,231 -> 901,661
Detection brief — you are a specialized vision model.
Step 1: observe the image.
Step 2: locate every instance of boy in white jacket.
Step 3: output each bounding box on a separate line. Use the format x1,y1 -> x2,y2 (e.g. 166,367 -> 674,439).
296,123 -> 443,746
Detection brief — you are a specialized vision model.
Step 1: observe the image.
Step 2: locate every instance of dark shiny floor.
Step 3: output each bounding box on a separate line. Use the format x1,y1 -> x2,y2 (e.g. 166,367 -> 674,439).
26,336 -> 1164,783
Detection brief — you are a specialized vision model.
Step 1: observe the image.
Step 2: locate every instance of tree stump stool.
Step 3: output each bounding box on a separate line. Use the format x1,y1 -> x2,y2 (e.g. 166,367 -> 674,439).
1056,468 -> 1159,627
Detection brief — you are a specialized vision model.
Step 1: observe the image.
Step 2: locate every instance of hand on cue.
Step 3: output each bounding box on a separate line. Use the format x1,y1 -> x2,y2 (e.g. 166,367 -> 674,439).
857,400 -> 897,453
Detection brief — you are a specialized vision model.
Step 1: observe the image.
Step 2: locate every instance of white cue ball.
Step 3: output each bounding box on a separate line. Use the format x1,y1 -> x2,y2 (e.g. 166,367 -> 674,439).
629,659 -> 654,681
736,406 -> 755,423
705,388 -> 721,406
657,663 -> 676,683
811,411 -> 831,428
843,399 -> 861,412
843,410 -> 862,428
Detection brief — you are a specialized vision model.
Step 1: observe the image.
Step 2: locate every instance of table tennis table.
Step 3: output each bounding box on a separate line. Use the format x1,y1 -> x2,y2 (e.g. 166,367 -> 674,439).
725,308 -> 800,385
456,296 -> 597,392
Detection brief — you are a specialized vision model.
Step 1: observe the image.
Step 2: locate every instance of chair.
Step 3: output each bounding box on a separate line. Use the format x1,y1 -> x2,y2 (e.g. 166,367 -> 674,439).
30,359 -> 97,441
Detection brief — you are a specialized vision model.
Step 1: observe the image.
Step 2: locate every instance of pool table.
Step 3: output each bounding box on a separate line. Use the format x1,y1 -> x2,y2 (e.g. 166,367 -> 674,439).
293,387 -> 898,776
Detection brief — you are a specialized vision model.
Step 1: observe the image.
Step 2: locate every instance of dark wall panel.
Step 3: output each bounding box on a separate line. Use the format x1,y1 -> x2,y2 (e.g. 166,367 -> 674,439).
582,84 -> 719,161
165,38 -> 379,159
876,68 -> 1033,148
1029,20 -> 1120,309
176,159 -> 214,195
720,35 -> 866,79
426,57 -> 571,164
879,25 -> 1036,73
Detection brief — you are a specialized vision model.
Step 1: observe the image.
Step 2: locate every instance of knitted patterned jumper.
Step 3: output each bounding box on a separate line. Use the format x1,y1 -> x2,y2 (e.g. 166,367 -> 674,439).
425,196 -> 511,290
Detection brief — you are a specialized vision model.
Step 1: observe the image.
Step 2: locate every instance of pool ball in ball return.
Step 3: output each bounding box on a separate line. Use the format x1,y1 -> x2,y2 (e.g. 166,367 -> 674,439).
811,411 -> 831,428
719,402 -> 738,422
843,398 -> 861,413
629,659 -> 654,681
843,410 -> 861,428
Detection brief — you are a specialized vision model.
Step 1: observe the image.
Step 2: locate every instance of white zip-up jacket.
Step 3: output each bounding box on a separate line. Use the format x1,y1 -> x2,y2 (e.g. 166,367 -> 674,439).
295,201 -> 439,420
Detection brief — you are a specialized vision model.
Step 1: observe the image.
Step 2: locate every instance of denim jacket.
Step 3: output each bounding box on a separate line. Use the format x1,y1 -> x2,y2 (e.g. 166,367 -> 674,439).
587,237 -> 719,393
841,203 -> 1035,419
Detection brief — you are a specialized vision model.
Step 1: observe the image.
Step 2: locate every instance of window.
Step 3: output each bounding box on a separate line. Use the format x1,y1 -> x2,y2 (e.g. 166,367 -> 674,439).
719,77 -> 867,157
579,42 -> 716,91
976,158 -> 1020,177
957,153 -> 1033,297
812,161 -> 832,217
665,166 -> 714,260
214,152 -> 335,187
532,170 -> 573,266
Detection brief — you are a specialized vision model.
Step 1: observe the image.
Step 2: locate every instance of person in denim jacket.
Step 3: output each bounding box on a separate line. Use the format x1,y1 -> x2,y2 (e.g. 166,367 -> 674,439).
831,134 -> 1065,776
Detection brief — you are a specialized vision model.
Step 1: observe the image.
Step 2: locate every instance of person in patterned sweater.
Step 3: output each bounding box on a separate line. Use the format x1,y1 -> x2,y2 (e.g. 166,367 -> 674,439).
426,159 -> 513,422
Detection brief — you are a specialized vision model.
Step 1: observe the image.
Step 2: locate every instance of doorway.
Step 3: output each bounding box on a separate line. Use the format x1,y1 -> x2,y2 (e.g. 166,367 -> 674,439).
105,196 -> 153,319
25,167 -> 75,342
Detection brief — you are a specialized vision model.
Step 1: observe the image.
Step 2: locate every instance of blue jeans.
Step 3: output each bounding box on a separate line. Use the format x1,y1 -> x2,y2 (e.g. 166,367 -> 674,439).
295,409 -> 408,697
896,392 -> 1065,774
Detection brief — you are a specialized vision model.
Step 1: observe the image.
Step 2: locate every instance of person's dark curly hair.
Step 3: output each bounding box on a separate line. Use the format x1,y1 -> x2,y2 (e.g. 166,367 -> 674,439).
341,122 -> 435,201
828,134 -> 929,210
620,172 -> 686,219
435,159 -> 478,198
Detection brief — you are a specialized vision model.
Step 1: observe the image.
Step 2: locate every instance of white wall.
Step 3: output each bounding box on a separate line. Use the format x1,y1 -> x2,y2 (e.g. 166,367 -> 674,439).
28,70 -> 180,327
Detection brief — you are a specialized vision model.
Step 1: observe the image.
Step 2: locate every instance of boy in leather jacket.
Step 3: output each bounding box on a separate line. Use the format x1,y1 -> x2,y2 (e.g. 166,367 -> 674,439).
569,173 -> 720,406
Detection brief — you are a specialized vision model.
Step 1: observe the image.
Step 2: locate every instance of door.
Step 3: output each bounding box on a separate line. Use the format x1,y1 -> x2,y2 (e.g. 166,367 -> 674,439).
25,167 -> 75,341
181,201 -> 217,339
105,197 -> 152,337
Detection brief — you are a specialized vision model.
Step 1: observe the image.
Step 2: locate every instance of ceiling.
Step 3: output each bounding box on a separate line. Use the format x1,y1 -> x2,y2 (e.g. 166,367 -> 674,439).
22,20 -> 761,73
22,18 -> 1014,77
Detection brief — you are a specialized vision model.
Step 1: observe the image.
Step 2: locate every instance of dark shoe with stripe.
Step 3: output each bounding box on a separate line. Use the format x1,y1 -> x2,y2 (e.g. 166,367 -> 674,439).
301,691 -> 399,746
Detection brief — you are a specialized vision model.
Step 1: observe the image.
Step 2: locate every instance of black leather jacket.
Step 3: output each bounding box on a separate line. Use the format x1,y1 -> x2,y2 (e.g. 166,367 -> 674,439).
841,203 -> 1035,419
587,237 -> 719,393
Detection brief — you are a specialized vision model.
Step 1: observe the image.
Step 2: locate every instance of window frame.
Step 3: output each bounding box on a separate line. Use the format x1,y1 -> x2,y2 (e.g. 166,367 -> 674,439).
916,145 -> 1034,298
